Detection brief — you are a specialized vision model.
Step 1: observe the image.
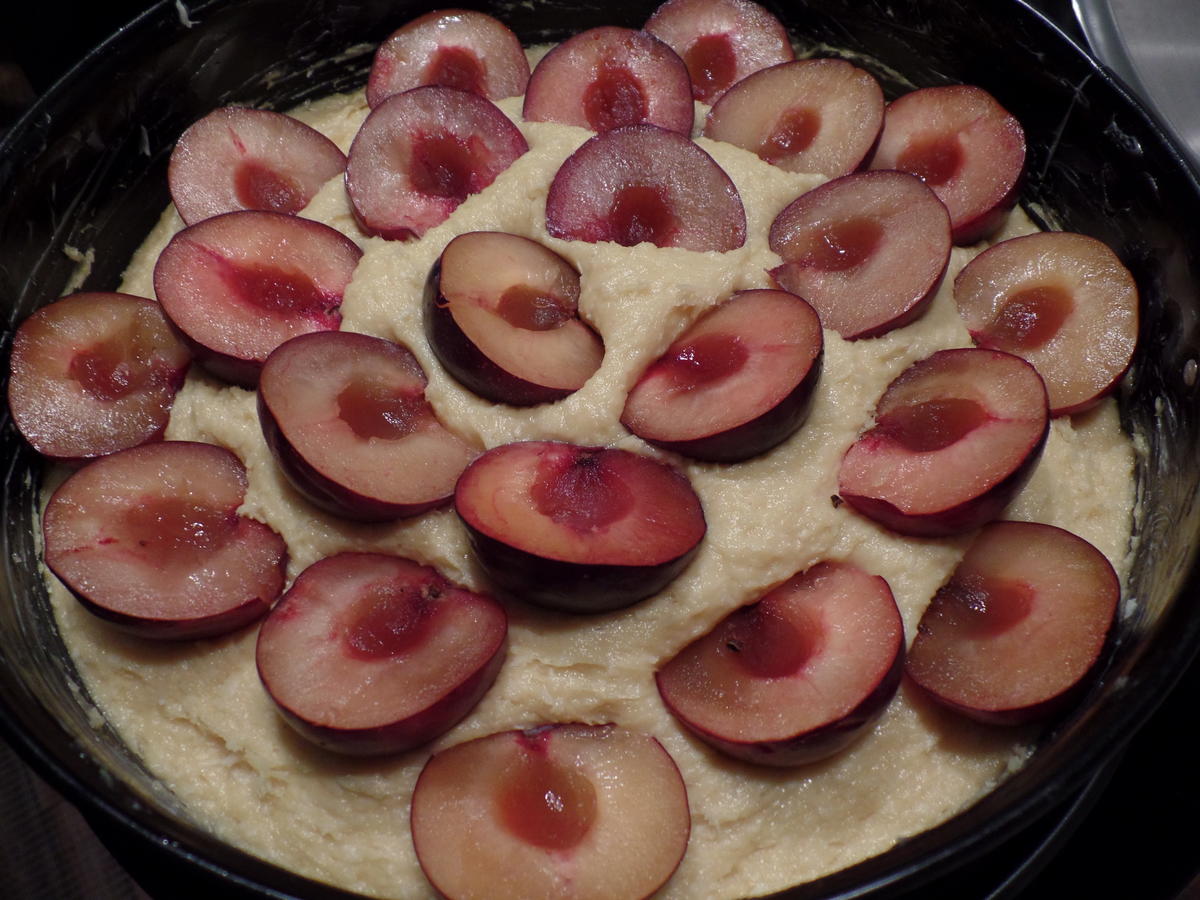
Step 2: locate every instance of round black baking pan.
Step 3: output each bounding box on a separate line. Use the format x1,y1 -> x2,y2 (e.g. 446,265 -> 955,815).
2,2 -> 1200,899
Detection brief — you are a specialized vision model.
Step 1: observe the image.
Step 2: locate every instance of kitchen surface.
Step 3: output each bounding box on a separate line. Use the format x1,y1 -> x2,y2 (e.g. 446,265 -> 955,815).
2,1 -> 1199,898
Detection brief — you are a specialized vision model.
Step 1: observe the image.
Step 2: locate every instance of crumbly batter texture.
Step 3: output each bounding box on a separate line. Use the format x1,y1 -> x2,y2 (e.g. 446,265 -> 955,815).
47,83 -> 1136,899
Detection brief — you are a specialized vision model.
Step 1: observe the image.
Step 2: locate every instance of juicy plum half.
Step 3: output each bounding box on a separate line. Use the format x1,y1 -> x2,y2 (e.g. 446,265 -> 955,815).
657,560 -> 904,765
8,292 -> 190,463
455,441 -> 706,613
256,551 -> 506,754
838,348 -> 1050,537
621,288 -> 823,462
42,441 -> 287,640
412,723 -> 690,900
258,331 -> 479,521
425,231 -> 604,406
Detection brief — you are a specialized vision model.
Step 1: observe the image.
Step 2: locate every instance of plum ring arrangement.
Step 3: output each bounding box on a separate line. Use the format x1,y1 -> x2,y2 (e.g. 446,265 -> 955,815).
8,2 -> 1139,898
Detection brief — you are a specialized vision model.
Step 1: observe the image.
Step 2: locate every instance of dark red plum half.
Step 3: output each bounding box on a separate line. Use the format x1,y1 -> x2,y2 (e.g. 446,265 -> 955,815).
838,348 -> 1049,537
454,441 -> 706,613
644,0 -> 794,103
906,520 -> 1119,724
367,9 -> 530,108
168,106 -> 346,225
546,124 -> 747,252
42,441 -> 287,640
153,209 -> 359,387
955,231 -> 1139,416
657,560 -> 903,765
346,85 -> 528,240
8,292 -> 190,463
870,84 -> 1026,245
258,330 -> 479,521
425,231 -> 603,406
621,289 -> 823,462
411,723 -> 690,900
704,58 -> 884,178
256,551 -> 506,755
768,170 -> 951,340
523,27 -> 694,135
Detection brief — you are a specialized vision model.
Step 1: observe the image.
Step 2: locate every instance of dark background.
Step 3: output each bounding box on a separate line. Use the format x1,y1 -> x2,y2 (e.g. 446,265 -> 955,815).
2,2 -> 1199,898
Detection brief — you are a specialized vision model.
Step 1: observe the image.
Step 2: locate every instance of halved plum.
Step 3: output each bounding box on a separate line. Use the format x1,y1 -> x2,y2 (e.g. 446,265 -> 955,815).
838,348 -> 1049,537
768,170 -> 951,340
906,520 -> 1119,724
425,231 -> 603,406
869,84 -> 1026,245
522,27 -> 693,135
703,58 -> 884,178
258,330 -> 479,521
8,292 -> 190,463
366,9 -> 530,108
346,85 -> 528,240
546,124 -> 747,252
644,0 -> 794,103
153,209 -> 359,387
167,106 -> 347,225
411,723 -> 690,900
455,441 -> 706,612
256,552 -> 506,755
42,441 -> 287,640
657,560 -> 903,765
620,288 -> 822,462
954,231 -> 1139,416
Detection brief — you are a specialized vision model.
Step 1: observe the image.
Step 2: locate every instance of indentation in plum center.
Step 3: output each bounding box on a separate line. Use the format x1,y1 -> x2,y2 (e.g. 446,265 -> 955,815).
224,259 -> 334,317
607,184 -> 678,247
898,134 -> 963,186
337,380 -> 427,440
70,338 -> 143,402
936,573 -> 1033,637
410,131 -> 481,200
758,107 -> 821,162
797,217 -> 882,272
659,332 -> 748,391
234,160 -> 305,214
423,45 -> 486,95
497,749 -> 598,851
121,496 -> 234,554
496,285 -> 572,331
531,452 -> 634,532
684,33 -> 737,102
985,285 -> 1073,351
345,581 -> 434,660
582,64 -> 648,132
722,602 -> 819,679
875,397 -> 989,452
